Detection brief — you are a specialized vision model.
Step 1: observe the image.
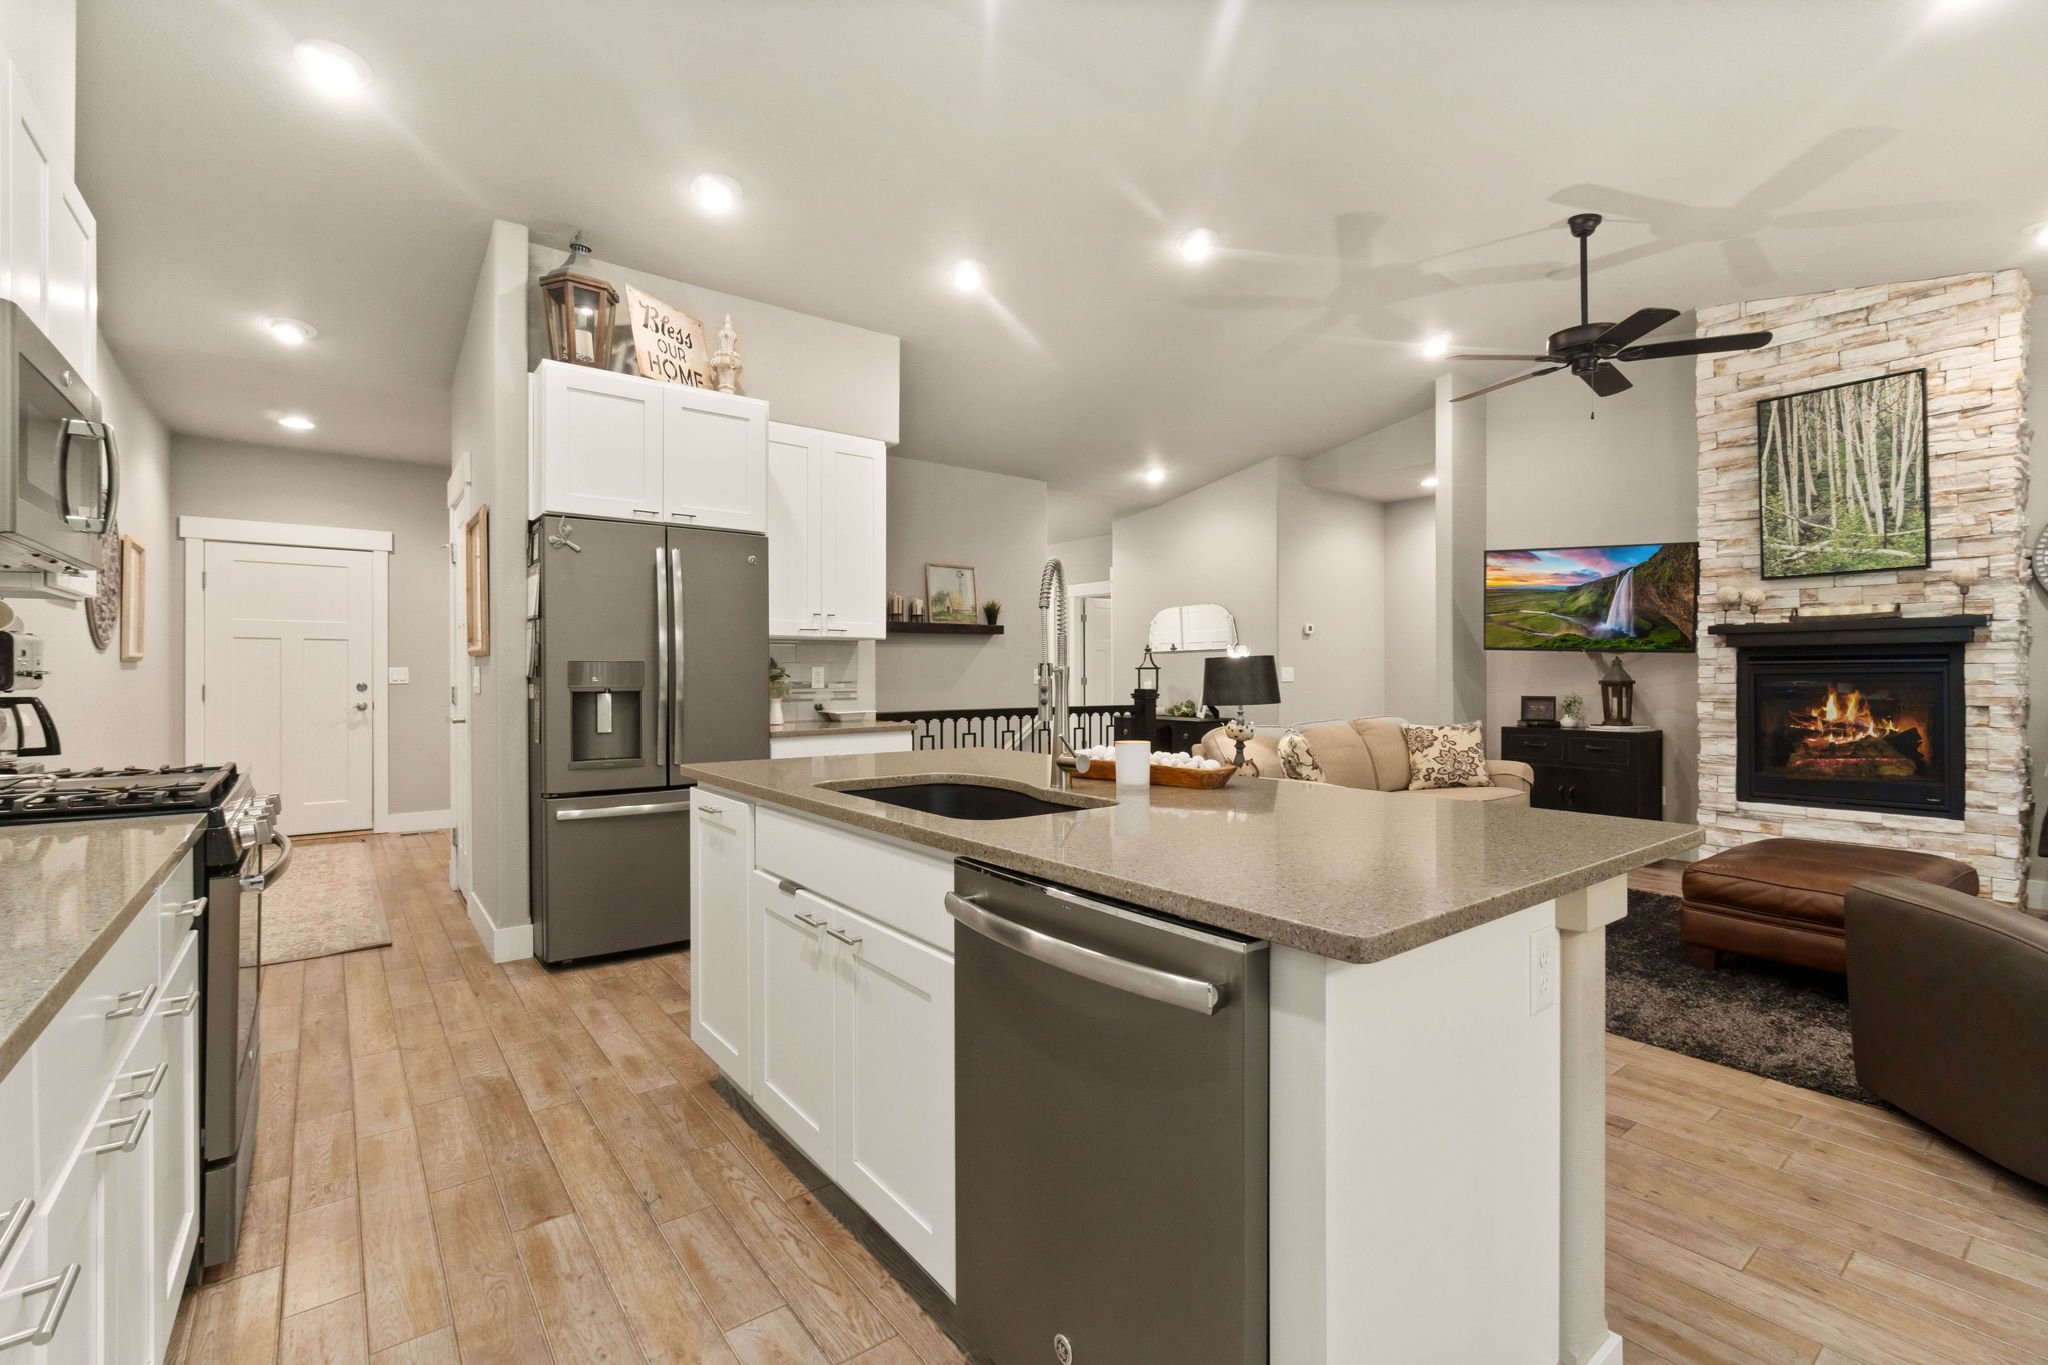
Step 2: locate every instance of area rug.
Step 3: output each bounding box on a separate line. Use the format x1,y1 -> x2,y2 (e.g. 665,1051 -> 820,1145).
1607,890 -> 1882,1106
259,836 -> 391,964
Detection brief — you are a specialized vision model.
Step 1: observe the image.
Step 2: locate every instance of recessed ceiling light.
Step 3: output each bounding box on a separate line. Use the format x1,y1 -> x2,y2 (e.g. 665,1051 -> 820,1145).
263,317 -> 316,346
1176,228 -> 1217,264
1143,466 -> 1168,487
2029,222 -> 2048,248
1420,475 -> 1440,489
293,40 -> 371,98
951,259 -> 986,293
277,414 -> 316,432
690,173 -> 741,216
1420,334 -> 1451,359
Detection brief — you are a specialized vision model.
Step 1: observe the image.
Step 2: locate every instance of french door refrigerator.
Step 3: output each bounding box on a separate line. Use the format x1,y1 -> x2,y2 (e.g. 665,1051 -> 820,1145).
529,515 -> 768,962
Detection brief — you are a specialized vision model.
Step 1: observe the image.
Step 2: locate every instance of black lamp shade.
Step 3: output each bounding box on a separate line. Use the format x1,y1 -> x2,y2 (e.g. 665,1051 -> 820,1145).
1203,654 -> 1281,708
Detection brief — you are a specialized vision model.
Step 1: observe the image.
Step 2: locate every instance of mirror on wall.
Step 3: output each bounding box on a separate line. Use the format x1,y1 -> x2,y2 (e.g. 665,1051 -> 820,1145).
1147,604 -> 1239,653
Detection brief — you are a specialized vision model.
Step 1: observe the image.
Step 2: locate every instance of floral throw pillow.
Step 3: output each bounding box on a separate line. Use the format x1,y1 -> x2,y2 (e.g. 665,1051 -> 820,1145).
1276,730 -> 1325,783
1401,722 -> 1491,790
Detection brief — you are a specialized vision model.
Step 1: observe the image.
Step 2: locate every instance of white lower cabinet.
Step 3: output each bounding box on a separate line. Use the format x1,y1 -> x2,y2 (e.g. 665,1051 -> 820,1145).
0,848 -> 202,1364
690,796 -> 956,1295
690,796 -> 754,1082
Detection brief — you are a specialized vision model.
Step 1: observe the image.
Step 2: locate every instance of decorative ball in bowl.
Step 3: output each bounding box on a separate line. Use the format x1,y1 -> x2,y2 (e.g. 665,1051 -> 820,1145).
1071,747 -> 1236,787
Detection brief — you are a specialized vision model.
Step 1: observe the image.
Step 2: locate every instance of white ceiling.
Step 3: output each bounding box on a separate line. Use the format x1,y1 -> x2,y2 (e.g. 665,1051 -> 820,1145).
79,0 -> 2048,533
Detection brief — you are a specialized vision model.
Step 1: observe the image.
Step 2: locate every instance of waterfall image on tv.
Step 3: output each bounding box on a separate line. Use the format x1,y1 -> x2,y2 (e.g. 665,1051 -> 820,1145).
1484,543 -> 1699,653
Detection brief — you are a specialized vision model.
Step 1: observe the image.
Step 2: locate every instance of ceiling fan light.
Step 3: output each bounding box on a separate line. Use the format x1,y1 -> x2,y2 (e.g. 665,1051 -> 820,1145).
2030,222 -> 2048,249
1420,334 -> 1451,360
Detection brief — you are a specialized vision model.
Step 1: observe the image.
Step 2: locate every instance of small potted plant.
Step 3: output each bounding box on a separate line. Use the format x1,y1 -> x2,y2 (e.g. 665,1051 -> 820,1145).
768,657 -> 790,725
1560,691 -> 1585,729
982,599 -> 1002,626
1165,698 -> 1198,718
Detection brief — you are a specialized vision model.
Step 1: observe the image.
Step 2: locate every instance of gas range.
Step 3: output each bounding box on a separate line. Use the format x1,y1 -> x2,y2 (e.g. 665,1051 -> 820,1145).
0,763 -> 275,869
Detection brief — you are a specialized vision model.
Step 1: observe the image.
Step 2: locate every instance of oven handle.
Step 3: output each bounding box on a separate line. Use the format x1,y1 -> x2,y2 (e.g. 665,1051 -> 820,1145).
238,830 -> 294,892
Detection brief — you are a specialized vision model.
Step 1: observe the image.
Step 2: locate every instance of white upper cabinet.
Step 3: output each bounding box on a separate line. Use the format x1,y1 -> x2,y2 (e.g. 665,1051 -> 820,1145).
531,361 -> 767,532
765,421 -> 886,640
663,384 -> 766,531
0,56 -> 96,390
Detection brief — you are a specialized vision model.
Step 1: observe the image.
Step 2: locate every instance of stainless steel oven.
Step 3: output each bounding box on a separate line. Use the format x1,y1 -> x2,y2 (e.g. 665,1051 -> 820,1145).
0,300 -> 117,579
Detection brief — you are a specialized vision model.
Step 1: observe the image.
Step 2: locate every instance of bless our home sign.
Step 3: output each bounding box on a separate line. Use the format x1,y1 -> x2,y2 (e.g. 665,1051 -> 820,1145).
626,285 -> 714,388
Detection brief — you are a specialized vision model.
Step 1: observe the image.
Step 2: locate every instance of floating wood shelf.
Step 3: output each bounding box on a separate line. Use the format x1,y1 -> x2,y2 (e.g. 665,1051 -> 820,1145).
886,621 -> 1005,636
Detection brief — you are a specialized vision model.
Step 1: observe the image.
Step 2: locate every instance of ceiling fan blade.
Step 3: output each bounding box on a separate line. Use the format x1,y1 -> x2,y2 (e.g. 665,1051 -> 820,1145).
1594,307 -> 1680,351
1580,363 -> 1633,398
1450,365 -> 1562,402
1616,330 -> 1774,361
1445,352 -> 1556,363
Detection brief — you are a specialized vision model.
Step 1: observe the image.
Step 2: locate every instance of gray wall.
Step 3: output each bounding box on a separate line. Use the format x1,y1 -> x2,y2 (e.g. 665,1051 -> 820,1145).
1276,460 -> 1385,721
877,457 -> 1048,711
526,243 -> 901,445
1382,496 -> 1437,721
1112,460 -> 1281,720
170,438 -> 451,816
1483,350 -> 1700,823
9,340 -> 178,769
1049,535 -> 1111,584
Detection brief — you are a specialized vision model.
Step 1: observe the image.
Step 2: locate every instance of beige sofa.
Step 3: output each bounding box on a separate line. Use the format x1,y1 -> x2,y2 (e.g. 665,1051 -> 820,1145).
1196,718 -> 1533,804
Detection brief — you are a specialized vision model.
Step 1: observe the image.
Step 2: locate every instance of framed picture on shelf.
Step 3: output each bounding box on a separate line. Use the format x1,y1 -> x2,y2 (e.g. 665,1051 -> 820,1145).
1756,370 -> 1928,579
924,563 -> 979,624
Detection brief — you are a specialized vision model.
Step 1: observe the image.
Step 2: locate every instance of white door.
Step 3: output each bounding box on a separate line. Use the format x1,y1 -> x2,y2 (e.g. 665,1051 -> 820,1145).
662,386 -> 767,531
765,424 -> 820,637
690,799 -> 753,1082
447,464 -> 473,894
536,362 -> 664,521
201,541 -> 375,834
818,434 -> 885,639
749,871 -> 836,1169
831,901 -> 956,1294
1078,594 -> 1115,704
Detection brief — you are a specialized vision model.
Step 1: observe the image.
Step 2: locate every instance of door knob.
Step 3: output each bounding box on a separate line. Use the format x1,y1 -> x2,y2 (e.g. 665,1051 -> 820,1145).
356,682 -> 369,692
354,701 -> 369,711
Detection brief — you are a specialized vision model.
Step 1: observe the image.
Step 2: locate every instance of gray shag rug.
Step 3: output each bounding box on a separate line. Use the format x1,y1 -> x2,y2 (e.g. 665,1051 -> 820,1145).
1608,890 -> 1882,1106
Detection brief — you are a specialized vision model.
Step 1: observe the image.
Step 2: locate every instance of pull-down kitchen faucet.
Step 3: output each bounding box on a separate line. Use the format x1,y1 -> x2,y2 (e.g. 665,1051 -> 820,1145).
1011,557 -> 1083,787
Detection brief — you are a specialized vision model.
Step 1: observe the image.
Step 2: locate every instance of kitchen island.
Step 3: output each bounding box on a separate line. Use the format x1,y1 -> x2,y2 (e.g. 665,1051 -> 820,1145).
680,748 -> 1698,1365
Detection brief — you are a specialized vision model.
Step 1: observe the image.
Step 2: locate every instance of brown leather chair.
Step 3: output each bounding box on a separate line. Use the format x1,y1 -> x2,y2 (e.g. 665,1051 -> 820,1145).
1846,876 -> 2048,1187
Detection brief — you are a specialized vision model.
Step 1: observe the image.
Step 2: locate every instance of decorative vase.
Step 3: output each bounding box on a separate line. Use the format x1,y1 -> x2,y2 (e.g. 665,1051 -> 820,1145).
769,697 -> 785,725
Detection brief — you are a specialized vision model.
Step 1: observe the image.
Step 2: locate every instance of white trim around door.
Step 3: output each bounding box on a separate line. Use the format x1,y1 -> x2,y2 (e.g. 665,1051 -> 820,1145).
181,516 -> 404,834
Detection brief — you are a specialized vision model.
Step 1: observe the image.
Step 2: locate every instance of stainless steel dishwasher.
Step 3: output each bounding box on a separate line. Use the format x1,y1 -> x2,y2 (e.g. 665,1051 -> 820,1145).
948,860 -> 1269,1365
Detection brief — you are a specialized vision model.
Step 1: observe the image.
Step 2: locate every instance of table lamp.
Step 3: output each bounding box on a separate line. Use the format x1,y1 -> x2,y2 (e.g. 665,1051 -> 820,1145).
1203,654 -> 1280,768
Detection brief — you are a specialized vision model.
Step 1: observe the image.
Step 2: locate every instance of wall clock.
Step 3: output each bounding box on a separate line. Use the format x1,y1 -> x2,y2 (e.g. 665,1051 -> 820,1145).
86,518 -> 121,652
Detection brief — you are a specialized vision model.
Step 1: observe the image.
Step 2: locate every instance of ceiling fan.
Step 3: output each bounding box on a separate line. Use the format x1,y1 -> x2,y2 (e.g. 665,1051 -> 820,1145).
1447,214 -> 1773,402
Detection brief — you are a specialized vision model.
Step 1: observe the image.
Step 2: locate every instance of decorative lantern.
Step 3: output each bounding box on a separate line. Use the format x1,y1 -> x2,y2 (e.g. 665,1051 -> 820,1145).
539,234 -> 619,368
1598,656 -> 1636,727
1126,646 -> 1161,738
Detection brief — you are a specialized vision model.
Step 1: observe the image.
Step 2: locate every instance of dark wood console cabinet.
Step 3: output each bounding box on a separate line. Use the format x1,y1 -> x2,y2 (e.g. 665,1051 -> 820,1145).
1500,726 -> 1663,821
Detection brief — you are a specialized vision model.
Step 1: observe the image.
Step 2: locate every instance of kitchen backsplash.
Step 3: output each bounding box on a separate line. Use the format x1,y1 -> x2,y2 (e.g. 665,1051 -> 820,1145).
772,638 -> 876,713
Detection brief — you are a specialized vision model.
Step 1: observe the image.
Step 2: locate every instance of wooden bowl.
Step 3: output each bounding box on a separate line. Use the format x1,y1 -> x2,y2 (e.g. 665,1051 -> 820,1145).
1072,761 -> 1237,788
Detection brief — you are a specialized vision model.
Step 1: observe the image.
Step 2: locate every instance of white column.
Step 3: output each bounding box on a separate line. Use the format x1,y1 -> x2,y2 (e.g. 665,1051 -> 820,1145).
1433,374 -> 1487,724
1556,875 -> 1628,1365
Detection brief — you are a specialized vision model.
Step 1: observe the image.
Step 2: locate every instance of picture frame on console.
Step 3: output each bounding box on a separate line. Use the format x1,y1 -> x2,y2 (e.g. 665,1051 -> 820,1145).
1756,369 -> 1929,580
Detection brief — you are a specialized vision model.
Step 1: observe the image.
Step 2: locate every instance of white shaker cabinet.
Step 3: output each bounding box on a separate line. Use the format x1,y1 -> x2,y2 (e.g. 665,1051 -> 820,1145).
749,870 -> 838,1170
689,796 -> 754,1082
0,58 -> 96,390
764,422 -> 886,640
530,361 -> 767,532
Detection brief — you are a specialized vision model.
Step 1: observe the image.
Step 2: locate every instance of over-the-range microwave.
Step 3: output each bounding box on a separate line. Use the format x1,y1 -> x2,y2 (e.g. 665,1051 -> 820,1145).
0,300 -> 117,582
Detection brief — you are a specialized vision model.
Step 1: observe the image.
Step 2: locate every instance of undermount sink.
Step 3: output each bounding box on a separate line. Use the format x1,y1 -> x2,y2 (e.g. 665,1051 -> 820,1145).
833,780 -> 1097,821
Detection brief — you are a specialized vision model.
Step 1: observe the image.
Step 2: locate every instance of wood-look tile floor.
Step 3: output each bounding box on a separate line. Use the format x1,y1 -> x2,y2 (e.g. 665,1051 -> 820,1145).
164,837 -> 2048,1364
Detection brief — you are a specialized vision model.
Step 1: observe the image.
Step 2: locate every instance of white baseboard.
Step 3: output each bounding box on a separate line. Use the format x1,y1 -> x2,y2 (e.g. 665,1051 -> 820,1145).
463,889 -> 533,963
1579,1330 -> 1625,1365
379,808 -> 453,834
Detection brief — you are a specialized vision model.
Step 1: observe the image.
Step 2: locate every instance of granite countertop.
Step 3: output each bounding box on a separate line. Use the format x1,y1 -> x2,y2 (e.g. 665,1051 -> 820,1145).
0,814 -> 206,1080
678,749 -> 1701,964
770,719 -> 915,737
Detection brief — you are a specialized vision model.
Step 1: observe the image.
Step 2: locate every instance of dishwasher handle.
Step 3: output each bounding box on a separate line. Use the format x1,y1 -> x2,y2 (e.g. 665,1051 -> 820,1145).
945,891 -> 1223,1015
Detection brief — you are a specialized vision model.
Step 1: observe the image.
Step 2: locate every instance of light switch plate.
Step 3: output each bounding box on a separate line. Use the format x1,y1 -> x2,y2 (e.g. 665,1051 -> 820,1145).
1529,928 -> 1559,1015
388,666 -> 410,685
811,666 -> 825,688
471,663 -> 482,695
1279,666 -> 1296,683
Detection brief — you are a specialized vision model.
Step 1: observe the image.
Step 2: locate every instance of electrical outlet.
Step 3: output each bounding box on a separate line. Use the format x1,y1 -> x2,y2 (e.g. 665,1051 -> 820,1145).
810,666 -> 825,688
1279,665 -> 1296,683
1529,928 -> 1559,1015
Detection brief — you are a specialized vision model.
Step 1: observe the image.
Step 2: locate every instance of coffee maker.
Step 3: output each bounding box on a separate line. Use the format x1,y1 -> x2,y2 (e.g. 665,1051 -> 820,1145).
0,621 -> 58,769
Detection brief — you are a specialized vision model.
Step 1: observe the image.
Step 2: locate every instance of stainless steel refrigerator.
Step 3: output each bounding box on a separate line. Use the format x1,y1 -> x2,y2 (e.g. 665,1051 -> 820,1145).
528,515 -> 768,962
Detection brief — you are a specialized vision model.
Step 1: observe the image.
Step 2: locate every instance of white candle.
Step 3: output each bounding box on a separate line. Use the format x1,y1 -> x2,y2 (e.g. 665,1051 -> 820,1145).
1115,740 -> 1152,788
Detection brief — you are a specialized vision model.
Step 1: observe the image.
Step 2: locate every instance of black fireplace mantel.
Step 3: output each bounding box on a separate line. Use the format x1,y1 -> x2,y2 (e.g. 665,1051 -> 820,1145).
1708,613 -> 1988,650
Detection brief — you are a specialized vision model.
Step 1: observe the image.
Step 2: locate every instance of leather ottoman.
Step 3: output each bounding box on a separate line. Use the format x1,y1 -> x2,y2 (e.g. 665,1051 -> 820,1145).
1679,838 -> 1979,973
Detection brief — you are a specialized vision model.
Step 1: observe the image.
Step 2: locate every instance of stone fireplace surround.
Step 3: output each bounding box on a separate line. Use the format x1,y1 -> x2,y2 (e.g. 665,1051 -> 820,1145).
1694,271 -> 2032,904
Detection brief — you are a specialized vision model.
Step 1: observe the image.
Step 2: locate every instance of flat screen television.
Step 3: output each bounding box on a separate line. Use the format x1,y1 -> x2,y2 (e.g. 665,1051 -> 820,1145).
1484,542 -> 1699,653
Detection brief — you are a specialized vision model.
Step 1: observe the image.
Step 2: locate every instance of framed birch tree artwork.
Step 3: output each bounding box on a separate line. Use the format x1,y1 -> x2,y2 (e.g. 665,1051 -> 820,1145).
1755,369 -> 1928,579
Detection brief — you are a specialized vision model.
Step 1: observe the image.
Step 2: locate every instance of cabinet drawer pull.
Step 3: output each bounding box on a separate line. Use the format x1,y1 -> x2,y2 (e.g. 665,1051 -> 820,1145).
793,911 -> 829,929
117,1062 -> 169,1101
825,926 -> 863,946
0,1262 -> 80,1350
697,801 -> 724,815
670,511 -> 697,520
0,1198 -> 30,1268
93,1107 -> 151,1155
165,896 -> 207,921
160,991 -> 199,1018
775,877 -> 803,896
105,981 -> 157,1019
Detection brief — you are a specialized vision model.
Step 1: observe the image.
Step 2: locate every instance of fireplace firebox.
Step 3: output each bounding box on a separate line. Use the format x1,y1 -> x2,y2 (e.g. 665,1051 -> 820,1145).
1710,615 -> 1982,821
